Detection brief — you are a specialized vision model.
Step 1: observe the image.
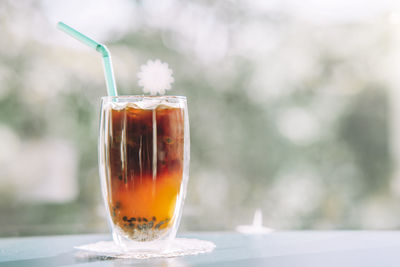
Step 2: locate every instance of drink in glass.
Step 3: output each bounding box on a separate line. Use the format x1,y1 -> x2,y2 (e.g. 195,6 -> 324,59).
98,96 -> 189,247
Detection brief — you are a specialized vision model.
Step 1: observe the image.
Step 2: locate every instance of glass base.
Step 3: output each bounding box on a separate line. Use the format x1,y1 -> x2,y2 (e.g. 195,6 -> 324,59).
112,227 -> 174,252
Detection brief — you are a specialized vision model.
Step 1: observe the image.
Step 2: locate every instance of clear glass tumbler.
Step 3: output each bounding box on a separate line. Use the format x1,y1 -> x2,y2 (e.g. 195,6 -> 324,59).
98,96 -> 190,249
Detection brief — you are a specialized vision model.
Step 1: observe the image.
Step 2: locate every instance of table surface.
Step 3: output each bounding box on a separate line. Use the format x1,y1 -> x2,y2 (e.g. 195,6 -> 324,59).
1,231 -> 400,266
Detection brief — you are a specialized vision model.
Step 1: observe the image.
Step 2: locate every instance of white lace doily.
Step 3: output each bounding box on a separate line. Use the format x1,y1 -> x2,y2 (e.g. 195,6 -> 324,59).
75,238 -> 215,260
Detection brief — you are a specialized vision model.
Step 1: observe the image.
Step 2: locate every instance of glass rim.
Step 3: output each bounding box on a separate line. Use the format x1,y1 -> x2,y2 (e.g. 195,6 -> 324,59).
101,95 -> 186,100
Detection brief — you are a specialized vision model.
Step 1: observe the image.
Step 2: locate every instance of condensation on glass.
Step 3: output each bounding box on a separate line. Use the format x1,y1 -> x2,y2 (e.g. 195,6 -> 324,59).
98,96 -> 190,248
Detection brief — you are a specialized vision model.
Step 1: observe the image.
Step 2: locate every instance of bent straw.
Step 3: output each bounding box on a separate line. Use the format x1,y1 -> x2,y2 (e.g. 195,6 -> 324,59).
57,22 -> 118,96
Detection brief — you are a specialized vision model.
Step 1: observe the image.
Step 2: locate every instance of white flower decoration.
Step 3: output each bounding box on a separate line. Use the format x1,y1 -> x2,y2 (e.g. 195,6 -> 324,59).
137,59 -> 174,95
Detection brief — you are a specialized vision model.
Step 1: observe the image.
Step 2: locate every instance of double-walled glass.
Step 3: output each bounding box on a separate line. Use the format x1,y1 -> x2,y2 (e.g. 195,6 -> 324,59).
98,96 -> 190,249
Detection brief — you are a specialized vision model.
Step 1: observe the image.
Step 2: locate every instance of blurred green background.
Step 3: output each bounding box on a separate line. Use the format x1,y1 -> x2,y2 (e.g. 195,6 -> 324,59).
1,0 -> 400,236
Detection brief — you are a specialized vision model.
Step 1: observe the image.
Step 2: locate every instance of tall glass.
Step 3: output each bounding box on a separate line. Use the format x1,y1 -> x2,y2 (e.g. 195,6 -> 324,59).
98,96 -> 189,249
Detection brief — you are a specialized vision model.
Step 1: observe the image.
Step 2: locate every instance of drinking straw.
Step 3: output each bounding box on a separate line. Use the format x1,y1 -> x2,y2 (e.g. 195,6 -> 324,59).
57,22 -> 118,96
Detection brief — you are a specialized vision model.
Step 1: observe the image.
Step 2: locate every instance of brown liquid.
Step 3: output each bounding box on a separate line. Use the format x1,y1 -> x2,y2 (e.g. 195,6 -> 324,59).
106,104 -> 184,241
